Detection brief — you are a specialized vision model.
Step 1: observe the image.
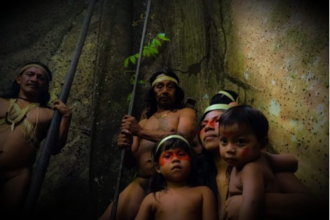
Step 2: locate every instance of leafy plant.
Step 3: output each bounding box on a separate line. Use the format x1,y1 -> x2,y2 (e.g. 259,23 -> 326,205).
125,33 -> 170,103
124,33 -> 170,68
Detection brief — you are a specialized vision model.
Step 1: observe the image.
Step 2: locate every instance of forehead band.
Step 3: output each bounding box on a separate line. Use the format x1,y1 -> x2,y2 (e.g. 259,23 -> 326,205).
155,134 -> 190,154
203,90 -> 239,113
152,75 -> 178,87
19,64 -> 50,81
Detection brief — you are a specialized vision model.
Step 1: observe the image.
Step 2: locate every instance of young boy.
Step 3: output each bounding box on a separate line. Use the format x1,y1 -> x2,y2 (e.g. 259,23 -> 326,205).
135,134 -> 218,220
218,105 -> 281,220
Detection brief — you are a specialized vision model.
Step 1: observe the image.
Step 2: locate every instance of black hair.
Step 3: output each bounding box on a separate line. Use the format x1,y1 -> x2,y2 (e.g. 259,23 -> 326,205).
145,69 -> 185,118
197,90 -> 239,146
219,104 -> 269,141
0,61 -> 52,107
148,135 -> 199,196
197,90 -> 239,202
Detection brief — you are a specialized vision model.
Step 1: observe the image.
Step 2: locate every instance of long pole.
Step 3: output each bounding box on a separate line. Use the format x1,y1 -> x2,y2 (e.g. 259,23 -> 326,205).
110,0 -> 152,219
23,0 -> 98,215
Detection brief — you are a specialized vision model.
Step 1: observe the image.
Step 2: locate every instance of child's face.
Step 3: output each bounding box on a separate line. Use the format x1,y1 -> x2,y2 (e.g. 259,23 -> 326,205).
199,110 -> 223,152
156,148 -> 191,183
219,123 -> 263,168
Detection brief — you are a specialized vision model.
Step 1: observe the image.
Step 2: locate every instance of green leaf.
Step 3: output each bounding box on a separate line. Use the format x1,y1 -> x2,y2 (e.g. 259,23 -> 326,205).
151,39 -> 157,48
135,53 -> 140,58
149,47 -> 158,54
138,80 -> 145,84
130,75 -> 135,84
155,39 -> 161,47
127,93 -> 132,103
130,55 -> 136,64
124,57 -> 129,68
157,33 -> 169,41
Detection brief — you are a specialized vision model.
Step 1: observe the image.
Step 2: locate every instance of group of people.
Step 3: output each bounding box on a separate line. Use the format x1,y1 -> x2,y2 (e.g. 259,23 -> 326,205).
98,70 -> 322,220
0,62 -> 322,219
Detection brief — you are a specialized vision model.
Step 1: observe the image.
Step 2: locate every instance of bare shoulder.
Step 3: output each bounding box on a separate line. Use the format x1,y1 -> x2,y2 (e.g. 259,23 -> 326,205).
194,186 -> 213,194
178,107 -> 196,115
144,192 -> 157,204
139,118 -> 148,127
38,106 -> 55,121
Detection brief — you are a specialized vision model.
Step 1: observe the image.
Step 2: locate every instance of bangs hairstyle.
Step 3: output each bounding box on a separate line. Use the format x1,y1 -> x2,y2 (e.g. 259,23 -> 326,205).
145,69 -> 185,118
149,136 -> 199,194
219,104 -> 269,141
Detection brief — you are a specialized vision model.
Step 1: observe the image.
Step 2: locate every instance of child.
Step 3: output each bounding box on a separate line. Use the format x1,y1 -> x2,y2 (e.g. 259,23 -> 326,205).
218,105 -> 281,220
135,134 -> 218,220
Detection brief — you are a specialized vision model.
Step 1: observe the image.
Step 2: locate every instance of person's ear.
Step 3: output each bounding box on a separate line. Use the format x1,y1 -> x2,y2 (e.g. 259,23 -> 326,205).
16,75 -> 21,84
260,137 -> 269,149
155,163 -> 161,173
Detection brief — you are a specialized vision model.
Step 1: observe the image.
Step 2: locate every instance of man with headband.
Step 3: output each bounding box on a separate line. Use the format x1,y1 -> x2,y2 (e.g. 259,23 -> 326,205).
0,61 -> 72,217
99,69 -> 197,220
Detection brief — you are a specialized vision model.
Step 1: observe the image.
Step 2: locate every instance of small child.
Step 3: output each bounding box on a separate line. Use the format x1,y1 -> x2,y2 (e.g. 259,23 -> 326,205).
218,105 -> 281,220
135,134 -> 218,220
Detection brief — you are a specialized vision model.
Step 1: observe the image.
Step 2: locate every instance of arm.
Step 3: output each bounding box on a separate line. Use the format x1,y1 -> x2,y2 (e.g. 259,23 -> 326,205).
202,186 -> 218,220
265,172 -> 323,219
224,172 -> 323,220
122,108 -> 197,143
134,194 -> 154,220
263,152 -> 298,173
52,99 -> 72,155
238,163 -> 265,220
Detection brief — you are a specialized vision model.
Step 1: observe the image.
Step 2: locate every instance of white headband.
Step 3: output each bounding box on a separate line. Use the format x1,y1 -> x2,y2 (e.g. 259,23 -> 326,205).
203,90 -> 239,113
152,75 -> 178,87
155,134 -> 190,154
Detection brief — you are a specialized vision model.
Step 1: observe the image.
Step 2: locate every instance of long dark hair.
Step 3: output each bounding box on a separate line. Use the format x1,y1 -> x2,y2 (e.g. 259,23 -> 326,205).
197,90 -> 239,202
148,136 -> 200,195
0,61 -> 52,107
145,69 -> 185,118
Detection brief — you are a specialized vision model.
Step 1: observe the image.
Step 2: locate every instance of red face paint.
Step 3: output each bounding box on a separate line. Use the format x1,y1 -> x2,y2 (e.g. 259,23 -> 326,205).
241,148 -> 249,158
159,150 -> 191,166
200,118 -> 219,135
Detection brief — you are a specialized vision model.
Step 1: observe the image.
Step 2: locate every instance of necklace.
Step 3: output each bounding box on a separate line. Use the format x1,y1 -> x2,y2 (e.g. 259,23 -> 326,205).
153,110 -> 171,119
4,99 -> 39,131
17,96 -> 34,102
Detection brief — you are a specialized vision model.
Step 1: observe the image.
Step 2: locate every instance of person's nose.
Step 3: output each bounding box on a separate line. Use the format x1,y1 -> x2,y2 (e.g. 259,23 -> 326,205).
161,86 -> 171,93
171,155 -> 180,163
205,122 -> 216,132
225,143 -> 235,155
29,74 -> 38,82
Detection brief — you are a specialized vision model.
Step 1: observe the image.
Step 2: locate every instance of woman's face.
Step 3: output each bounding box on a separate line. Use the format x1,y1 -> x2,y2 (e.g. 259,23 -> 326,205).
199,110 -> 223,152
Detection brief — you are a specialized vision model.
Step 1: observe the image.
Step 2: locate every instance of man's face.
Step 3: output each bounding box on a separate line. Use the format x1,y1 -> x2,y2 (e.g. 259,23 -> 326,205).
153,80 -> 176,106
16,67 -> 49,97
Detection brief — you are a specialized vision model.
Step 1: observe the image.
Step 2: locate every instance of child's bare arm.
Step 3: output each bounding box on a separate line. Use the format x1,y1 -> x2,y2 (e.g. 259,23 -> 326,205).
263,152 -> 298,173
201,187 -> 218,220
224,172 -> 323,220
134,194 -> 153,220
239,163 -> 265,220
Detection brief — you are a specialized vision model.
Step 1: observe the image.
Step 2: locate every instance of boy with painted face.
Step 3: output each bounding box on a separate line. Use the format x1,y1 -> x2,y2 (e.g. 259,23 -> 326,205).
219,105 -> 281,220
198,90 -> 319,220
135,135 -> 218,220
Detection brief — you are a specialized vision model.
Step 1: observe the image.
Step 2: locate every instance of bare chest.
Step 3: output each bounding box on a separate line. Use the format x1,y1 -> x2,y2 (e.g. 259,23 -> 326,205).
144,114 -> 180,132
